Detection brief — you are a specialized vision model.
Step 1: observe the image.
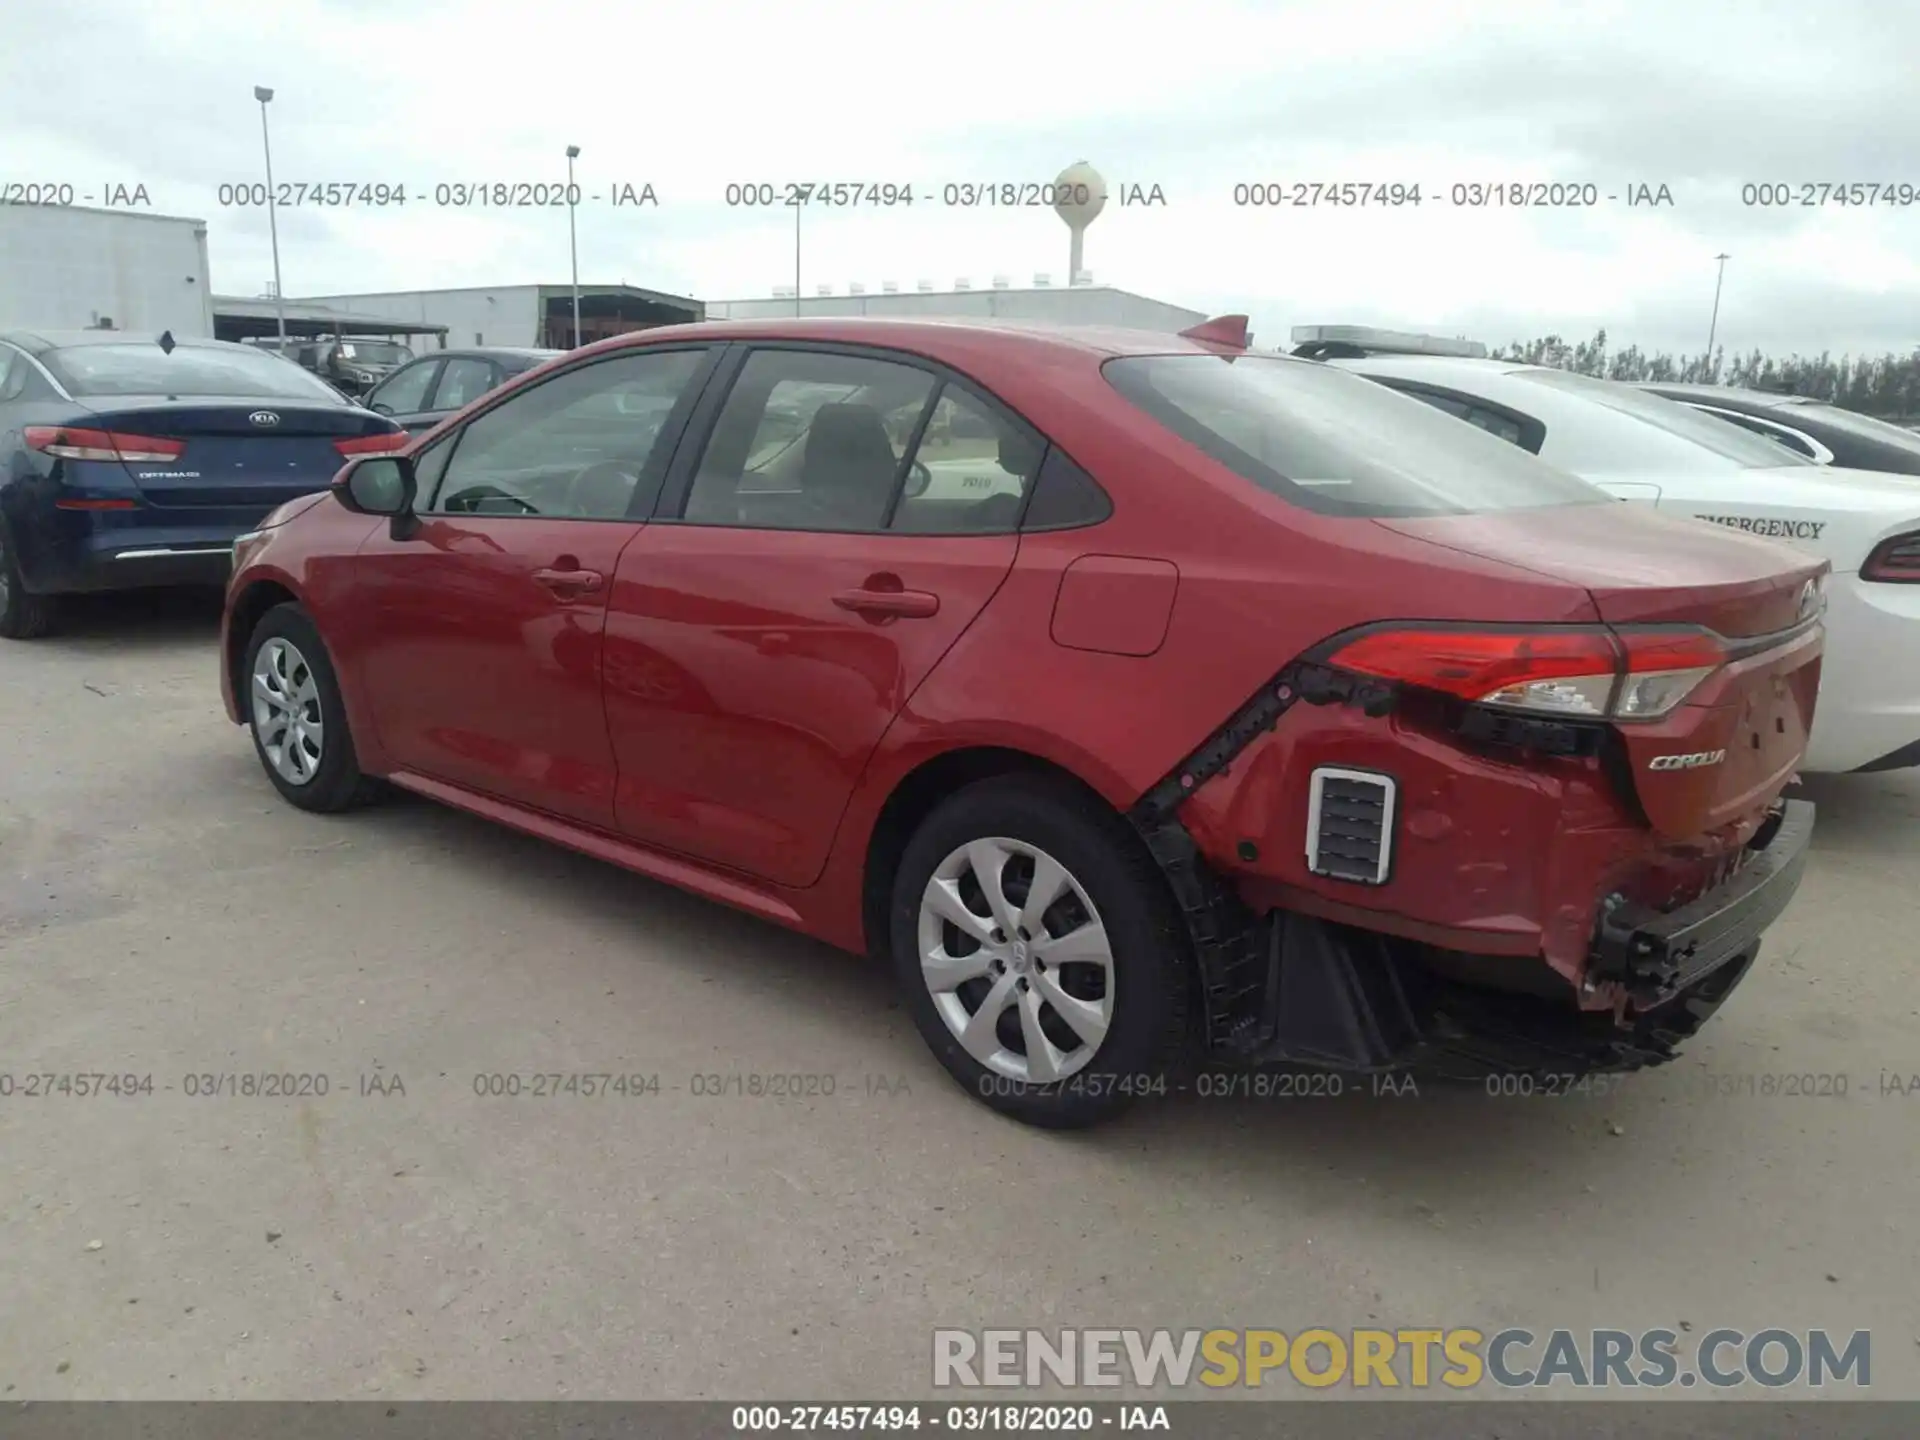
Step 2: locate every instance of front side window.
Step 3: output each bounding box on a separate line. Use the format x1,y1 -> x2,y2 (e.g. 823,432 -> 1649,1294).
44,342 -> 350,401
426,349 -> 705,520
682,350 -> 937,531
1105,354 -> 1605,517
433,358 -> 497,411
367,360 -> 438,416
1400,390 -> 1530,448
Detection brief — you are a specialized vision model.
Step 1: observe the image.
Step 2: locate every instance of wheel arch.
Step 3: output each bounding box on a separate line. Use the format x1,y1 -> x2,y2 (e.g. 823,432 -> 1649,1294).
857,743 -> 1144,963
226,577 -> 303,721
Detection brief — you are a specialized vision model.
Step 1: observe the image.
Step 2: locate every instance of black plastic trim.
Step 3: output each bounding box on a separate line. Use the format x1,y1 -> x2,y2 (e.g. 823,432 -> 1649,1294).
1593,798 -> 1814,1004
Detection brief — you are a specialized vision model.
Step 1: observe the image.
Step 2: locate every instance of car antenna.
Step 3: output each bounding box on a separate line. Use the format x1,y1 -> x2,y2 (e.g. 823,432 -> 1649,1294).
157,330 -> 176,355
1178,314 -> 1251,350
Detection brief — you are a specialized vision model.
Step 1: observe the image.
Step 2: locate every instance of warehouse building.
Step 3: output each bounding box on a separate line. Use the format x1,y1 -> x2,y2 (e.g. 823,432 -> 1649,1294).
704,276 -> 1206,332
0,204 -> 214,337
290,282 -> 703,350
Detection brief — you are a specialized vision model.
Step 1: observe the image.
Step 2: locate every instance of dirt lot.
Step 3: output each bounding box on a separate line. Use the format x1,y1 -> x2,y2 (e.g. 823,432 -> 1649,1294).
3,590 -> 1917,1400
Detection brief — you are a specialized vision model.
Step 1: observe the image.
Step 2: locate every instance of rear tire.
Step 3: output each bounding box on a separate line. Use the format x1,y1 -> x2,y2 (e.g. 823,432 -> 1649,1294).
243,603 -> 383,813
0,524 -> 58,639
888,775 -> 1192,1128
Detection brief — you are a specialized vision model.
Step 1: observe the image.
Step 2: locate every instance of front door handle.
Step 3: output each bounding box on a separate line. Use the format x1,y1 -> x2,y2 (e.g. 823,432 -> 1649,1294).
533,566 -> 605,596
832,587 -> 940,620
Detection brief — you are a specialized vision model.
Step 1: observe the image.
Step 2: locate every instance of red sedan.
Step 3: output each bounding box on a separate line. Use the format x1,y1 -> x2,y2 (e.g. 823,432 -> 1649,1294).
221,315 -> 1824,1127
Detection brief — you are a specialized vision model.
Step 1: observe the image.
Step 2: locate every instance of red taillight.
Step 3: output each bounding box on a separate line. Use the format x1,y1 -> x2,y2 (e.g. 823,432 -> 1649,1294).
25,425 -> 184,463
1326,626 -> 1727,722
53,497 -> 140,510
334,430 -> 409,456
1862,531 -> 1920,583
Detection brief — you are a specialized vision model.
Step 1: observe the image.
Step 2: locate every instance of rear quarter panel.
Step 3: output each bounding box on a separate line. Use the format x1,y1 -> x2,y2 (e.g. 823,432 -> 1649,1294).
809,341 -> 1610,948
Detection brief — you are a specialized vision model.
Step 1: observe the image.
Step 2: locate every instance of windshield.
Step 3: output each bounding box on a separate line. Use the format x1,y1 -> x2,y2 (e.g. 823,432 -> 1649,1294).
334,341 -> 412,365
43,343 -> 353,401
1103,354 -> 1607,517
1778,398 -> 1920,452
1516,368 -> 1817,469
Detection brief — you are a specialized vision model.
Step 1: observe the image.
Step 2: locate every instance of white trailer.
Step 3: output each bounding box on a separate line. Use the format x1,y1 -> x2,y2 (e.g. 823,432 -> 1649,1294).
0,204 -> 214,337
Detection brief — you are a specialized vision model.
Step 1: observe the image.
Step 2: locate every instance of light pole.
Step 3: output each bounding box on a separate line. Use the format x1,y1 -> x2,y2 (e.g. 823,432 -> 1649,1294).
1705,252 -> 1730,376
793,199 -> 802,316
254,86 -> 289,347
565,145 -> 582,347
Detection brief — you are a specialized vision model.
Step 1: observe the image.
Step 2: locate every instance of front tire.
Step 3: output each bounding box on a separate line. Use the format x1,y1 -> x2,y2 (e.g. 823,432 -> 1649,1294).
889,775 -> 1192,1128
243,604 -> 382,813
0,523 -> 58,639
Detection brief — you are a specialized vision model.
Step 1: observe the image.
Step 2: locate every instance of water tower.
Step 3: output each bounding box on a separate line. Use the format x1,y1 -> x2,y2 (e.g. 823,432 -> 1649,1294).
1053,160 -> 1107,286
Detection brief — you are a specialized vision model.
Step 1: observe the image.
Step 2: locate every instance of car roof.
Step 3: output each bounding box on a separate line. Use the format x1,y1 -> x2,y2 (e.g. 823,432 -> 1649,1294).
588,314 -> 1258,364
0,329 -> 260,355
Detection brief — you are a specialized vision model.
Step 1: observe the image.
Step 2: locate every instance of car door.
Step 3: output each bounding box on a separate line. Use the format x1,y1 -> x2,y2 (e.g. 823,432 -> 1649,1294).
364,357 -> 443,433
604,344 -> 1045,887
346,344 -> 719,826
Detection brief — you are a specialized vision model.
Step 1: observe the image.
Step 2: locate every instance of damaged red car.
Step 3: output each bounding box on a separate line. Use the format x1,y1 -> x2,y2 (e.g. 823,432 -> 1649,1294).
220,314 -> 1823,1127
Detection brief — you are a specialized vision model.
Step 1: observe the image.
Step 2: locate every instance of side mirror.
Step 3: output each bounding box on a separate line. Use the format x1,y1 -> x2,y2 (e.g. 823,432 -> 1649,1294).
334,454 -> 416,518
371,400 -> 394,416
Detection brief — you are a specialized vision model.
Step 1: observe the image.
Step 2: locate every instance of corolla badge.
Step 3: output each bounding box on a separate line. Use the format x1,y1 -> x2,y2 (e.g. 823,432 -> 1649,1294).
249,410 -> 281,426
1648,749 -> 1727,771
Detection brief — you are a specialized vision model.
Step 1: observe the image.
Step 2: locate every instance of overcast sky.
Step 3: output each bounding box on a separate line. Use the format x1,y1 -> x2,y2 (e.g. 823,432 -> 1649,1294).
5,0 -> 1917,357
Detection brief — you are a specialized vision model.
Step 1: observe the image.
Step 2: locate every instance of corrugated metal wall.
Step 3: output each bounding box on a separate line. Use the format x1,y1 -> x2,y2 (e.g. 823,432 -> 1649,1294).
293,287 -> 544,348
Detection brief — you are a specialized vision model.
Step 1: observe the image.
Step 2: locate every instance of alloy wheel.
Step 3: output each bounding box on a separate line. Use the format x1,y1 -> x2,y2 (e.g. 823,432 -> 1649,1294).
252,637 -> 325,785
916,836 -> 1116,1083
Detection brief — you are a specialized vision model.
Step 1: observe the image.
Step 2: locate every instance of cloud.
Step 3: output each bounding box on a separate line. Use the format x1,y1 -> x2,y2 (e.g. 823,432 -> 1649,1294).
4,0 -> 1915,357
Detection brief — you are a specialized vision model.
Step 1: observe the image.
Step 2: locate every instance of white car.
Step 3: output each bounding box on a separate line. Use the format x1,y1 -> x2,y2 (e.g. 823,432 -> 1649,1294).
1289,326 -> 1920,775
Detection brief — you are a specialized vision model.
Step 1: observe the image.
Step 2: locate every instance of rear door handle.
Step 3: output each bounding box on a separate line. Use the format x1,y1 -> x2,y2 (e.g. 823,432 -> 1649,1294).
533,566 -> 605,596
832,587 -> 940,620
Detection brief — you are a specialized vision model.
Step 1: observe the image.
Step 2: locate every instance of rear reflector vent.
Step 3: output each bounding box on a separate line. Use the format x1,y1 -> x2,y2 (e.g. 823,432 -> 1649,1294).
1306,767 -> 1396,885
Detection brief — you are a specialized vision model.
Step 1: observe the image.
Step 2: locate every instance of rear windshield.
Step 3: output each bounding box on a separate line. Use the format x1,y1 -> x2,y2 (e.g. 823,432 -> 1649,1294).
1103,354 -> 1607,517
45,343 -> 350,401
1516,368 -> 1816,468
335,341 -> 412,365
1778,398 -> 1920,452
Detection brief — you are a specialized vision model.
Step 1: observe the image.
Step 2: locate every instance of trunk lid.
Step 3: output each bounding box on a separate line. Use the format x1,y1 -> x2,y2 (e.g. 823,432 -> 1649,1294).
1380,502 -> 1827,837
80,398 -> 402,508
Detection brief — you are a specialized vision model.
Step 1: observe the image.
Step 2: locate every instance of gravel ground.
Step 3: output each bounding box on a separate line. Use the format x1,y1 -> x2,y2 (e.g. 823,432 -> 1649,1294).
2,590 -> 1916,1401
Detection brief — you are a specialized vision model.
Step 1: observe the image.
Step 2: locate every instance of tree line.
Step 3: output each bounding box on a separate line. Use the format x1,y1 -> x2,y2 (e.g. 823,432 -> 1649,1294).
1488,331 -> 1920,420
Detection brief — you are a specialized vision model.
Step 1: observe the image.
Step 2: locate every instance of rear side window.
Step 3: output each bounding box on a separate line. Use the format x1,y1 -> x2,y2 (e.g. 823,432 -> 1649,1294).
1104,354 -> 1605,517
43,342 -> 349,401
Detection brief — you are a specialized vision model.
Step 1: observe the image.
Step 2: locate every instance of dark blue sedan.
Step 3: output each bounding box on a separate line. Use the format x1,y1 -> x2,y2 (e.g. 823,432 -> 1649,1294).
0,330 -> 406,638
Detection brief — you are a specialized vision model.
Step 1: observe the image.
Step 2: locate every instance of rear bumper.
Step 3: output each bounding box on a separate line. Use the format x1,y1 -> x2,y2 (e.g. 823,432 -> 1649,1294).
1592,799 -> 1814,1005
11,506 -> 247,595
59,544 -> 233,593
1227,799 -> 1814,1076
